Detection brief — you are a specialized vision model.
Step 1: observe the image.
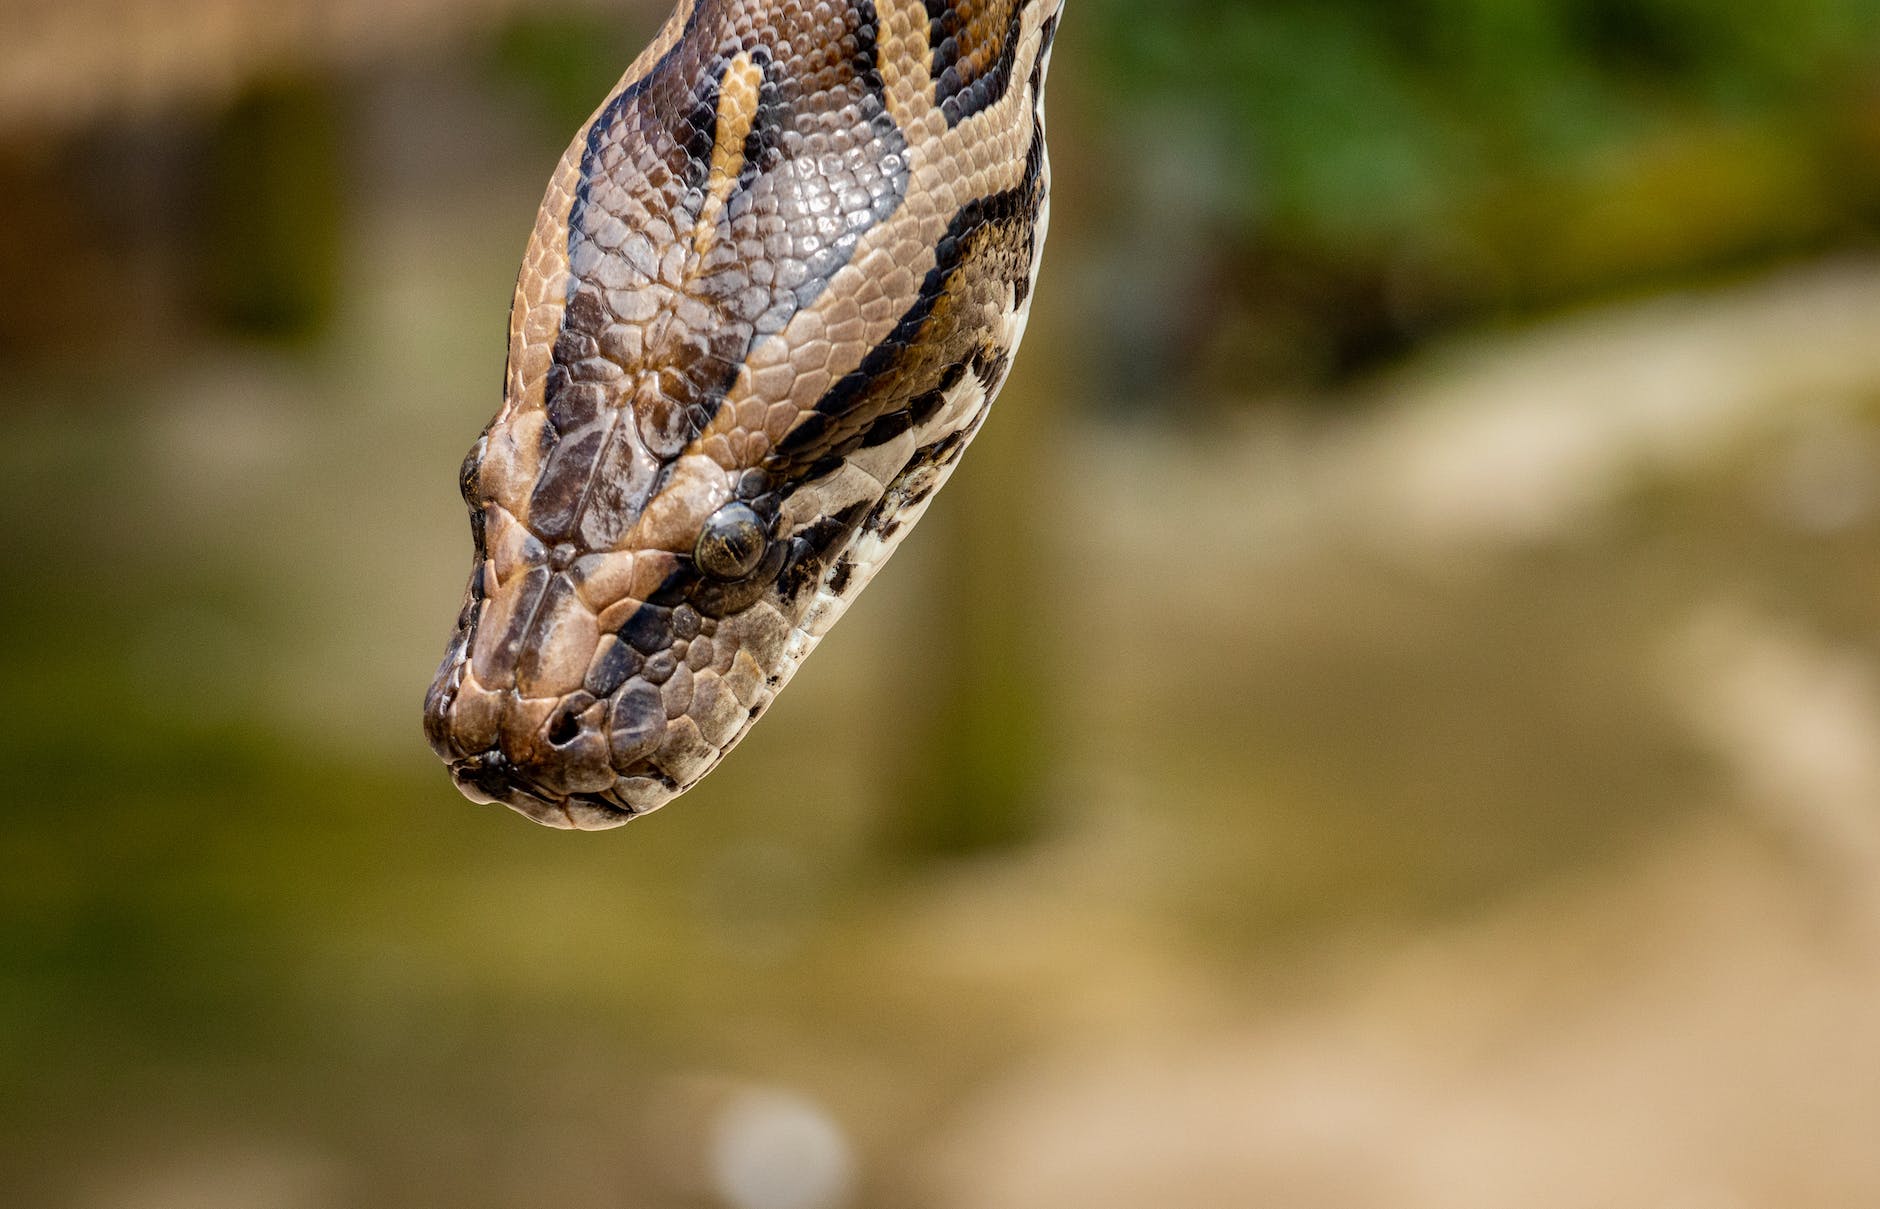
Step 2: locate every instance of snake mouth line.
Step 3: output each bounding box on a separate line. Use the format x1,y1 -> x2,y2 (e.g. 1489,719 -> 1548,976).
447,751 -> 638,830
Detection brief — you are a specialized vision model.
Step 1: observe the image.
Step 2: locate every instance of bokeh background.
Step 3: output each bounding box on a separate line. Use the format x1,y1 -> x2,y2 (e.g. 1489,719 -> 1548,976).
7,1 -> 1880,1205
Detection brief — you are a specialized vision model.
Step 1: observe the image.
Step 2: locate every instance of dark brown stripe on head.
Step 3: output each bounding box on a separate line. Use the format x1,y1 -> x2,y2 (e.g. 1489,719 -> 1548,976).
773,500 -> 873,599
765,122 -> 1047,486
1029,9 -> 1058,106
923,0 -> 1026,125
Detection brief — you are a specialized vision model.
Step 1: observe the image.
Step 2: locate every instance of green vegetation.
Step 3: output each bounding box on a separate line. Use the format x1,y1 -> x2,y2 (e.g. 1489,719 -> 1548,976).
1079,0 -> 1880,388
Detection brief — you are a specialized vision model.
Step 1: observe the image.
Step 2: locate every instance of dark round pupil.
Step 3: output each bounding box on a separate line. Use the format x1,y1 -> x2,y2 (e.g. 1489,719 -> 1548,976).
696,503 -> 766,580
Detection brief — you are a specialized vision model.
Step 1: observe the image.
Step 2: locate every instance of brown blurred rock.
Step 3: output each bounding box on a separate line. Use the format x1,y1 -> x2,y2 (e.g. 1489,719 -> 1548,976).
0,0 -> 655,138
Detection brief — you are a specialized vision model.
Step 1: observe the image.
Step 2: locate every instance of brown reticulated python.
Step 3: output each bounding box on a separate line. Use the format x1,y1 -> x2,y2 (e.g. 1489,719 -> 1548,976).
422,0 -> 1063,828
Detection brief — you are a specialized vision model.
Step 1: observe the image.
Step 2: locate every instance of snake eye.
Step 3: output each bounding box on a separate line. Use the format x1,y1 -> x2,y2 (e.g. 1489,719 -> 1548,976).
694,502 -> 768,581
458,437 -> 486,506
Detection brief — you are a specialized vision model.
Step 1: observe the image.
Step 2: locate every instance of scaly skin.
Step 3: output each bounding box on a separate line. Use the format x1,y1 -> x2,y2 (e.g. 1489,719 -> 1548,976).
424,0 -> 1062,828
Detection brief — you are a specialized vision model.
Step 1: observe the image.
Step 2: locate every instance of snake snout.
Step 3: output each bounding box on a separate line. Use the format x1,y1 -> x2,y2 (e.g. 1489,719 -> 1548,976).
424,583 -> 696,827
449,751 -> 524,807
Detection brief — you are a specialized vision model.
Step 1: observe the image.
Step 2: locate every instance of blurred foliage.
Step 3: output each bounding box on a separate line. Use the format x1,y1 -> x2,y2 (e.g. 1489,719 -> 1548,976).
1078,0 -> 1880,393
1090,0 -> 1880,240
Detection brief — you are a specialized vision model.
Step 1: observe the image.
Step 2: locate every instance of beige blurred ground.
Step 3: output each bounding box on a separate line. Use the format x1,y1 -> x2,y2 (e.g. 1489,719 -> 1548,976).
926,822 -> 1880,1209
916,264 -> 1880,1209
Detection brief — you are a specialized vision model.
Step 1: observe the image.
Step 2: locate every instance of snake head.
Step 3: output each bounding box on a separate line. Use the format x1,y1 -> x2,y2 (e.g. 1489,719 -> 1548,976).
422,435 -> 806,829
423,0 -> 1061,827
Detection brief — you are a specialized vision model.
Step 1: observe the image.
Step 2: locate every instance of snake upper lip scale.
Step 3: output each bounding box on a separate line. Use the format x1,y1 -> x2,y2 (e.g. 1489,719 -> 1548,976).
423,0 -> 1064,829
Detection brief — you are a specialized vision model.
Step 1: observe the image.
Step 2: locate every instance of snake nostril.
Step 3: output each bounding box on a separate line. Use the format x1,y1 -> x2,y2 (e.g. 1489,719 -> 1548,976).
547,709 -> 583,747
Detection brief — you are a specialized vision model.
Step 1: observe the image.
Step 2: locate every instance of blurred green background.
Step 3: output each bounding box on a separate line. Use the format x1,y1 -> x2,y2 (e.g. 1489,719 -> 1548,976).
8,1 -> 1880,1206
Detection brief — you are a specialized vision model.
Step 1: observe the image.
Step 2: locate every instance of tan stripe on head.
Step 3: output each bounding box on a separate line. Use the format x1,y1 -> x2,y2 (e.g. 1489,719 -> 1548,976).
874,0 -> 939,135
691,51 -> 765,260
